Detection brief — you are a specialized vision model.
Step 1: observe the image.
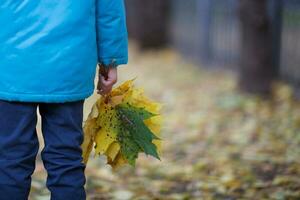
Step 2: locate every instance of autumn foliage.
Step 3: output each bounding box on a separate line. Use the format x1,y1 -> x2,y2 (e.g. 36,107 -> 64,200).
81,78 -> 163,170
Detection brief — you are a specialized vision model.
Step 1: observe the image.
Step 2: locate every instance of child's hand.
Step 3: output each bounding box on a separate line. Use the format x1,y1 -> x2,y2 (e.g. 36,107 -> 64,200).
97,64 -> 118,96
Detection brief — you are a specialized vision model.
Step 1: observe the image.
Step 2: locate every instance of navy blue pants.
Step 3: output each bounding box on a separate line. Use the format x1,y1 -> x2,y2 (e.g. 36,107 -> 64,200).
0,100 -> 86,200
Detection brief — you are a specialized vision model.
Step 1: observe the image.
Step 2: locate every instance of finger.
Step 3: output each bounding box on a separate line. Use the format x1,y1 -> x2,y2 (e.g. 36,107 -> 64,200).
100,74 -> 115,84
97,83 -> 110,94
100,74 -> 117,87
97,89 -> 106,96
102,67 -> 117,82
97,89 -> 111,96
97,85 -> 112,95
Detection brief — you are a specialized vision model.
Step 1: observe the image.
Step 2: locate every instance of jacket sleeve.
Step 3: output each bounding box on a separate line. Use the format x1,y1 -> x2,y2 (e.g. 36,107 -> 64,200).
96,0 -> 128,67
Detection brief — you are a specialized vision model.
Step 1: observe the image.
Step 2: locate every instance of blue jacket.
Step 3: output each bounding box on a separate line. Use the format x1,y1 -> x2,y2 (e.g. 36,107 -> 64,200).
0,0 -> 128,103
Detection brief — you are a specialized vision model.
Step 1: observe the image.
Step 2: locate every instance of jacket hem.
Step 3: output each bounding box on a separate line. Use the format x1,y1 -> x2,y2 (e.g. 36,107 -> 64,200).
0,89 -> 94,103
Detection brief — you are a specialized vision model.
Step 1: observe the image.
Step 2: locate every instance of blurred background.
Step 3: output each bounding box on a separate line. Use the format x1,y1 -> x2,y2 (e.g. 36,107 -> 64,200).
126,0 -> 300,94
31,0 -> 300,199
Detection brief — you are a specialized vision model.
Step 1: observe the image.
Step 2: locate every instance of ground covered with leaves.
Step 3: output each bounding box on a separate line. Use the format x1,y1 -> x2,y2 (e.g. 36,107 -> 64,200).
31,46 -> 300,200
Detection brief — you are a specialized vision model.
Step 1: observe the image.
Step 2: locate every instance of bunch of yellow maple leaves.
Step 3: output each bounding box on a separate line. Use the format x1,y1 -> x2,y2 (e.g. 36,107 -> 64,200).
81,78 -> 163,170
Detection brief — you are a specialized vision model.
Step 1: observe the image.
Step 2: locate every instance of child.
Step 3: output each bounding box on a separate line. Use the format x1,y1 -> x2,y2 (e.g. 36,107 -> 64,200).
0,0 -> 128,199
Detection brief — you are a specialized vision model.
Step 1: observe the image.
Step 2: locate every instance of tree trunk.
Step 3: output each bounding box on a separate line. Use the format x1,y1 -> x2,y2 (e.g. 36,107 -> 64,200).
125,0 -> 170,49
238,0 -> 276,95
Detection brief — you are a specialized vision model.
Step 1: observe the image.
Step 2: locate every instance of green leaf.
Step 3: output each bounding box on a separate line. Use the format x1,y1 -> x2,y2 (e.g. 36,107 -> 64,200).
116,103 -> 161,161
117,130 -> 141,166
